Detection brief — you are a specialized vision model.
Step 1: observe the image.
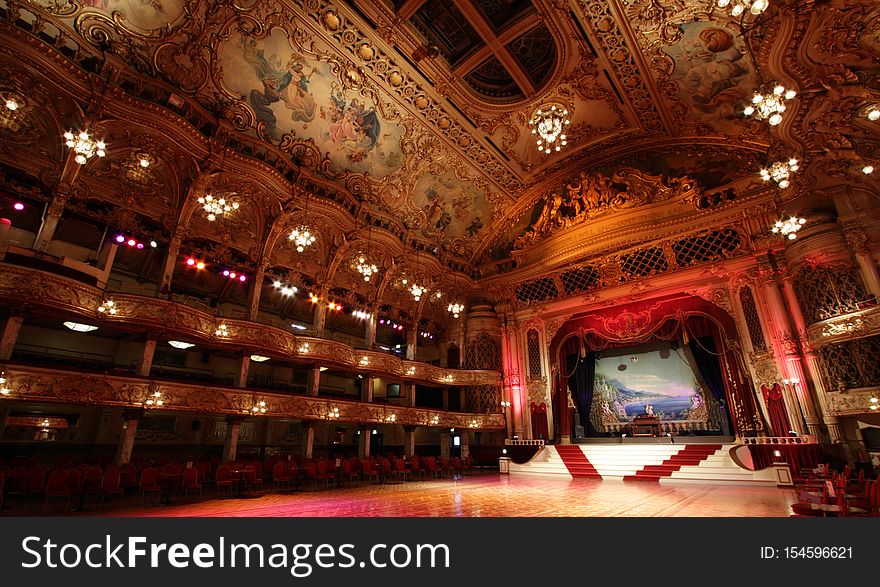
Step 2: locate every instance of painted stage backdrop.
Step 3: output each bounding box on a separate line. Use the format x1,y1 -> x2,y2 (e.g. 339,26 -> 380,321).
219,29 -> 405,178
593,347 -> 707,427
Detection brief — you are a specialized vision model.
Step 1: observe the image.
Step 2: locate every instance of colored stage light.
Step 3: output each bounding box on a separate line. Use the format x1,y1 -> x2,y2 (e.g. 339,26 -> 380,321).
239,275 -> 246,282
223,270 -> 230,277
136,243 -> 144,249
186,258 -> 195,266
13,202 -> 24,211
127,239 -> 136,247
116,235 -> 125,243
196,261 -> 205,270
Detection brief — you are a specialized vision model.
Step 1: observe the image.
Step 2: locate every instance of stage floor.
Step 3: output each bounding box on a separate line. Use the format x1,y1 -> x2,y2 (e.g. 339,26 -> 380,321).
83,475 -> 797,518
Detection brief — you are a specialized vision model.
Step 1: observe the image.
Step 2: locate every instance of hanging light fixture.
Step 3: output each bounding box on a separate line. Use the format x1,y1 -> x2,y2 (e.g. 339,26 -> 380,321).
744,84 -> 796,126
869,394 -> 879,411
198,193 -> 239,222
759,158 -> 799,188
447,302 -> 464,318
355,255 -> 378,282
0,90 -> 27,131
529,103 -> 570,154
290,194 -> 317,253
771,216 -> 806,240
64,130 -> 106,165
409,282 -> 425,302
717,0 -> 769,17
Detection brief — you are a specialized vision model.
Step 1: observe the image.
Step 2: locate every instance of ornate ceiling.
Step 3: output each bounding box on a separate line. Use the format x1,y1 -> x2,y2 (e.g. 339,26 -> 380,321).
0,0 -> 879,320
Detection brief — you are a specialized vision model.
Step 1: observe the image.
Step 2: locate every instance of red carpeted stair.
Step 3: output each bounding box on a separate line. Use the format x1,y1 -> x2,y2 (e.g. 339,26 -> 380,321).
623,445 -> 722,482
555,445 -> 601,479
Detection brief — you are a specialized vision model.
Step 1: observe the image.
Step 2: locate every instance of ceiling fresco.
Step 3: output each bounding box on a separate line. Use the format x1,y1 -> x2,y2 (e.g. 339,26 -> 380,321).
0,0 -> 878,315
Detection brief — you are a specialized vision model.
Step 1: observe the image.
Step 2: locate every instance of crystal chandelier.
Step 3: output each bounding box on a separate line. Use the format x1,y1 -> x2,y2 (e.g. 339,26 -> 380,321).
772,216 -> 806,240
529,103 -> 570,154
355,255 -> 378,282
447,302 -> 464,318
409,282 -> 425,302
717,0 -> 769,17
290,226 -> 316,252
198,193 -> 239,222
760,158 -> 799,189
744,84 -> 796,126
64,130 -> 106,165
1,91 -> 26,131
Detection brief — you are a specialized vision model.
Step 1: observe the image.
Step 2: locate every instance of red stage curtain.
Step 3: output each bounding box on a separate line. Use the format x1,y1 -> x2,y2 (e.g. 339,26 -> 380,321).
531,402 -> 549,441
761,383 -> 791,437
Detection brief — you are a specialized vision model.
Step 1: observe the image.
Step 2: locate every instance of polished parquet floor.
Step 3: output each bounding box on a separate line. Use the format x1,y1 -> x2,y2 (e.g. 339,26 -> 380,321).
95,475 -> 797,517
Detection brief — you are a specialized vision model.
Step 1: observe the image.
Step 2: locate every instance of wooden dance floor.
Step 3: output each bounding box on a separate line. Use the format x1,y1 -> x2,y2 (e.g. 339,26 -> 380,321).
99,476 -> 798,517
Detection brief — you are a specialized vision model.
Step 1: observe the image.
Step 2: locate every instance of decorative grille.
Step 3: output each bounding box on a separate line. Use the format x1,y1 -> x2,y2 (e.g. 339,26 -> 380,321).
465,332 -> 501,371
738,286 -> 767,352
818,335 -> 880,390
526,329 -> 542,378
560,264 -> 602,295
672,228 -> 742,267
465,385 -> 501,413
619,246 -> 668,279
794,264 -> 868,323
515,277 -> 559,303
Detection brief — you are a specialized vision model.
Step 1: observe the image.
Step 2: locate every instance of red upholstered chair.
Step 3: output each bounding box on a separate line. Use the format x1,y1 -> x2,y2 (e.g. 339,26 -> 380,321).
342,459 -> 359,485
99,468 -> 124,507
121,464 -> 138,492
423,457 -> 442,479
139,468 -> 162,503
43,470 -> 70,509
65,467 -> 82,495
214,465 -> 235,496
243,466 -> 263,492
272,461 -> 292,491
183,467 -> 202,499
362,459 -> 380,484
395,458 -> 410,482
315,459 -> 335,489
82,467 -> 104,498
23,467 -> 47,499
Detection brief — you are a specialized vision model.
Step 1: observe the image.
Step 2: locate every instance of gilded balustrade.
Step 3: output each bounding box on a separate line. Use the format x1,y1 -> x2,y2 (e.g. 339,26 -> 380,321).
0,263 -> 501,387
0,364 -> 504,430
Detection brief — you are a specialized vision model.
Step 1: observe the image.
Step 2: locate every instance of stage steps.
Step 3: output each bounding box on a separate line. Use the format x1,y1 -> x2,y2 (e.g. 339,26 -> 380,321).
623,445 -> 721,482
554,445 -> 601,478
509,444 -> 779,486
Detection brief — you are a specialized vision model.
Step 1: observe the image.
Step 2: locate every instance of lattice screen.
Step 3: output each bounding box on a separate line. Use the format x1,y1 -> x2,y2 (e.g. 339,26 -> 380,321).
817,335 -> 880,390
515,277 -> 559,303
560,264 -> 602,295
465,332 -> 501,371
738,286 -> 767,352
526,329 -> 542,378
619,246 -> 668,279
794,264 -> 868,323
465,385 -> 501,413
672,228 -> 742,267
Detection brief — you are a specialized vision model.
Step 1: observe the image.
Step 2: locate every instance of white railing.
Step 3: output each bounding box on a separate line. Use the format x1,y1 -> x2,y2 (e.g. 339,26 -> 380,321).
737,435 -> 819,445
504,439 -> 545,446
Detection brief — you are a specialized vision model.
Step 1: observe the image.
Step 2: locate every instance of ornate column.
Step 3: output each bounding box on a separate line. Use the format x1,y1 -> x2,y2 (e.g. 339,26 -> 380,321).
360,375 -> 374,402
365,311 -> 377,348
235,355 -> 251,388
0,314 -> 24,361
301,420 -> 315,460
306,366 -> 320,397
440,431 -> 450,459
844,229 -> 880,299
313,298 -> 328,336
222,416 -> 243,462
403,425 -> 416,457
245,262 -> 268,320
358,424 -> 371,458
406,327 -> 417,360
137,338 -> 157,377
158,228 -> 184,296
115,409 -> 143,465
33,187 -> 72,251
438,339 -> 449,368
406,383 -> 416,407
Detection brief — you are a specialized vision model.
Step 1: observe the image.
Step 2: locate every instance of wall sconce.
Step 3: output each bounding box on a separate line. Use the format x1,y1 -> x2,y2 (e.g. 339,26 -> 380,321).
250,400 -> 268,415
144,388 -> 164,407
97,299 -> 118,316
298,341 -> 311,353
215,323 -> 228,337
0,371 -> 11,396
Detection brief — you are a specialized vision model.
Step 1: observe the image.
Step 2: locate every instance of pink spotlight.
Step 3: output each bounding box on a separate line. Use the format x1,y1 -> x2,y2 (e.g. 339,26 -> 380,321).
127,239 -> 136,247
115,235 -> 125,243
239,275 -> 246,282
222,270 -> 230,277
136,243 -> 144,249
13,202 -> 24,211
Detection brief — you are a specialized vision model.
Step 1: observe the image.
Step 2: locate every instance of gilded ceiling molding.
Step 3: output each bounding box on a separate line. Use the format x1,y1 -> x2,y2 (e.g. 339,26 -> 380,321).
0,365 -> 504,429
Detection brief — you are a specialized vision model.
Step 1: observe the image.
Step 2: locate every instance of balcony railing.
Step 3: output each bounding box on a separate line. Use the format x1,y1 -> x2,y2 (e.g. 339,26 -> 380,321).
0,263 -> 500,387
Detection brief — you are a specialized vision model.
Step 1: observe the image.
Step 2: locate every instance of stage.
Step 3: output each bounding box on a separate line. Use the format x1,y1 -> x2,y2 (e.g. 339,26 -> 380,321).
567,435 -> 735,445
